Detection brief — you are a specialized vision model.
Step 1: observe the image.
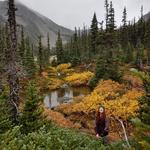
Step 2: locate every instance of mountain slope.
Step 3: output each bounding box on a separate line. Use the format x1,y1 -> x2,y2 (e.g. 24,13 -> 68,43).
0,1 -> 73,47
143,12 -> 150,22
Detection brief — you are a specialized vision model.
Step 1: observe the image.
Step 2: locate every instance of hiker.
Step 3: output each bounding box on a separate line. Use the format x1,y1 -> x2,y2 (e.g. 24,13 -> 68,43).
95,106 -> 109,144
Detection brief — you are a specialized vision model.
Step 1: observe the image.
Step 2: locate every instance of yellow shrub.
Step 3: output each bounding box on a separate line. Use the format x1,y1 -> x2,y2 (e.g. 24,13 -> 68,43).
56,63 -> 72,72
48,78 -> 64,90
48,63 -> 73,78
65,71 -> 94,86
60,80 -> 143,120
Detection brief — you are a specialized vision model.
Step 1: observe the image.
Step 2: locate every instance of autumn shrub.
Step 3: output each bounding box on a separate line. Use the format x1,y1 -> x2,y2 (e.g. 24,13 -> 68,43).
48,78 -> 64,90
123,74 -> 143,89
57,80 -> 143,120
40,63 -> 74,90
65,71 -> 94,86
48,63 -> 73,78
43,107 -> 81,129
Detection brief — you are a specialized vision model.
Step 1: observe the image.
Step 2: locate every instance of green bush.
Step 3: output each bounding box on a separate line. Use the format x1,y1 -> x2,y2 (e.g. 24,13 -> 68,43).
19,82 -> 44,134
0,124 -> 107,150
0,86 -> 12,134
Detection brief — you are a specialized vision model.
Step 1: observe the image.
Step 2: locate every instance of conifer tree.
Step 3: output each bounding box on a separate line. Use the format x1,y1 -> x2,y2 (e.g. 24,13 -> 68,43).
108,1 -> 116,32
144,20 -> 150,65
144,20 -> 150,49
56,30 -> 64,64
47,33 -> 50,53
105,0 -> 109,31
135,39 -> 145,70
0,25 -> 5,56
121,7 -> 128,48
124,42 -> 134,63
81,25 -> 89,59
38,35 -> 44,73
43,33 -> 50,66
90,13 -> 98,56
129,18 -> 137,47
132,71 -> 150,150
0,25 -> 5,92
137,6 -> 145,44
138,71 -> 150,125
73,27 -> 80,57
19,26 -> 25,61
0,89 -> 12,134
24,38 -> 36,77
103,1 -> 117,50
122,7 -> 127,27
46,33 -> 50,64
19,82 -> 43,134
89,52 -> 121,88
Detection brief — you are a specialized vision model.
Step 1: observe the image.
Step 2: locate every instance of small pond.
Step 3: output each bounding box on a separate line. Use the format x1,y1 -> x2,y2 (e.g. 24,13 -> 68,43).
44,86 -> 91,109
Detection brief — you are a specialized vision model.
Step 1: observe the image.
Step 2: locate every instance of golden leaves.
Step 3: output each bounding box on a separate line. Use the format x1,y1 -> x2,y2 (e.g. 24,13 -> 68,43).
65,71 -> 94,86
58,80 -> 144,120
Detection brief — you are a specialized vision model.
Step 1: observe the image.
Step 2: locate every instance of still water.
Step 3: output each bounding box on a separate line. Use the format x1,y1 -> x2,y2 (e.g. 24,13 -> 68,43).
44,86 -> 90,109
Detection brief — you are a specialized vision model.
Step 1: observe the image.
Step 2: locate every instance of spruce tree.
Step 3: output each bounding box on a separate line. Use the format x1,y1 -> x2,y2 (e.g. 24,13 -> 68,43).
124,42 -> 134,63
56,30 -> 64,64
132,71 -> 150,150
0,25 -> 4,93
38,35 -> 44,73
89,53 -> 121,88
135,39 -> 145,70
72,27 -> 80,62
0,88 -> 12,134
105,0 -> 109,31
105,1 -> 117,55
144,20 -> 150,49
19,82 -> 43,134
144,20 -> 150,65
90,13 -> 98,56
128,18 -> 137,47
24,38 -> 36,77
108,1 -> 116,32
47,33 -> 50,53
137,6 -> 145,44
81,25 -> 89,59
19,26 -> 25,61
44,33 -> 50,65
121,7 -> 128,48
122,7 -> 127,27
139,71 -> 150,125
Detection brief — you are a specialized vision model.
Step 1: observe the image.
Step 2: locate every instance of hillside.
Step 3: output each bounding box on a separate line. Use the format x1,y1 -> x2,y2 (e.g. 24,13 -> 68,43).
0,1 -> 73,47
143,11 -> 150,21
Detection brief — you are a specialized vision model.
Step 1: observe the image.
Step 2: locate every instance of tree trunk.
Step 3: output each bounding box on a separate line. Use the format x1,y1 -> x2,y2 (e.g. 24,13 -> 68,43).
6,0 -> 19,123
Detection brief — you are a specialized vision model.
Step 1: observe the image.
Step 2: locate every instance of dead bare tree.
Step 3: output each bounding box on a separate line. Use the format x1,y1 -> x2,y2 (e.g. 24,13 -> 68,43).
6,0 -> 19,123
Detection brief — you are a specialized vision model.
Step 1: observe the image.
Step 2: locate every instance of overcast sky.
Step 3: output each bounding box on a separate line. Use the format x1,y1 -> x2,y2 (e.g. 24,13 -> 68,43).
1,0 -> 150,29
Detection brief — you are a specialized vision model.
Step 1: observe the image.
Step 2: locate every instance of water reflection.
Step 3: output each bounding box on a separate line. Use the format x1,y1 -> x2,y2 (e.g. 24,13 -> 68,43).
44,87 -> 90,109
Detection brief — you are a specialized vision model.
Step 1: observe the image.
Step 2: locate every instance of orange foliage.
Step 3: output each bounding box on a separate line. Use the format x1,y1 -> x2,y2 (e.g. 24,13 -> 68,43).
57,80 -> 144,120
41,72 -> 48,78
123,74 -> 143,89
43,106 -> 81,129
